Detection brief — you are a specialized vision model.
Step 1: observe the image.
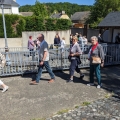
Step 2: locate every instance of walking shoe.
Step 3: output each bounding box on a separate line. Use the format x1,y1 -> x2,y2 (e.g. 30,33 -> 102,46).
29,81 -> 38,85
87,83 -> 94,86
48,79 -> 54,83
67,78 -> 73,83
80,74 -> 84,79
2,86 -> 9,93
97,84 -> 102,88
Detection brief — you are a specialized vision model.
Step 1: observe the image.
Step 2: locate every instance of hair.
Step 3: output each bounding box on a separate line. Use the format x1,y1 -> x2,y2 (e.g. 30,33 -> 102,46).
62,37 -> 65,40
41,34 -> 44,39
91,36 -> 98,41
72,36 -> 78,41
55,35 -> 59,38
29,36 -> 32,39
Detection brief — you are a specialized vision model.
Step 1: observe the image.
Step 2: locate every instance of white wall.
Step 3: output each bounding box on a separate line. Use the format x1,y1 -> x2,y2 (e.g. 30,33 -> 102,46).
22,30 -> 71,47
11,7 -> 19,14
0,8 -> 11,14
0,38 -> 22,48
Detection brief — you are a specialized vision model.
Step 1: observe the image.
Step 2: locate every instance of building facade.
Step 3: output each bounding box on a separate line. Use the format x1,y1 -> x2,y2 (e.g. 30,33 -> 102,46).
0,0 -> 19,14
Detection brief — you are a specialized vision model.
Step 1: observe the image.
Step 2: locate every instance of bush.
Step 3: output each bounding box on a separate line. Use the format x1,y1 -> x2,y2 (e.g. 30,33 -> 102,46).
24,16 -> 72,31
0,14 -> 25,38
0,14 -> 72,38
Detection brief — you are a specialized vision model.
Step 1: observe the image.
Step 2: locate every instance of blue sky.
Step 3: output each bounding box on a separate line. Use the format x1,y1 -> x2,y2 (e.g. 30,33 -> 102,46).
17,0 -> 95,6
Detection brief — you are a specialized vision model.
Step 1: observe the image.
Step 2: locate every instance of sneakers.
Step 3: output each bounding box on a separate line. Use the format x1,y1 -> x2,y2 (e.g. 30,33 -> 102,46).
2,86 -> 9,93
97,84 -> 102,88
67,78 -> 73,83
87,83 -> 94,86
87,83 -> 102,88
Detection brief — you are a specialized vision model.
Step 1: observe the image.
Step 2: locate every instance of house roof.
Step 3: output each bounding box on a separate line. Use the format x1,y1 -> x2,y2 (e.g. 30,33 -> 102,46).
20,12 -> 33,16
71,11 -> 90,23
98,11 -> 120,28
0,0 -> 19,8
11,0 -> 19,7
51,13 -> 62,18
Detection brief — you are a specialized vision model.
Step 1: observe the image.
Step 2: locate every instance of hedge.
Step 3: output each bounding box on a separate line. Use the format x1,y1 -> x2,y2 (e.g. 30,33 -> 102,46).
0,15 -> 72,38
0,14 -> 25,38
24,16 -> 72,31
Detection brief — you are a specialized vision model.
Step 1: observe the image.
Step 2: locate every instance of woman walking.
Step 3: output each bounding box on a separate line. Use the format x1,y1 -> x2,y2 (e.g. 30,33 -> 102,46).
87,36 -> 104,88
68,36 -> 84,82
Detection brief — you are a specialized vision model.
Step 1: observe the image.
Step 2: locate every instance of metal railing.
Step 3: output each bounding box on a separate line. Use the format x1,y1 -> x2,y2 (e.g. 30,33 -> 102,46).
0,44 -> 120,76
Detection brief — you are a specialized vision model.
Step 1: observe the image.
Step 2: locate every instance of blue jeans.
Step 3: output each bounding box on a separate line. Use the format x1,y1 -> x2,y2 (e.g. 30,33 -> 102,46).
90,64 -> 101,85
36,61 -> 55,83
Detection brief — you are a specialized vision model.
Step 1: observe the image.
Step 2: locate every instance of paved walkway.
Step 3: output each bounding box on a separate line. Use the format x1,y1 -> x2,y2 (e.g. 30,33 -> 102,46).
0,66 -> 120,120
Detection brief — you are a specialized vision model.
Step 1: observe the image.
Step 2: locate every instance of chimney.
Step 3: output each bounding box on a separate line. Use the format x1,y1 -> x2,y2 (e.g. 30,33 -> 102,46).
61,11 -> 65,15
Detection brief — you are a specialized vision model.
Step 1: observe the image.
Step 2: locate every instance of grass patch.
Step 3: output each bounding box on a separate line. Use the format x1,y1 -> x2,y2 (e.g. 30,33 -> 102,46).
75,105 -> 79,109
57,109 -> 69,115
105,93 -> 113,98
81,102 -> 91,106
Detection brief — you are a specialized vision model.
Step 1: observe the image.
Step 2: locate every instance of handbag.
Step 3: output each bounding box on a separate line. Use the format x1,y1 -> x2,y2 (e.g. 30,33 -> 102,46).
92,56 -> 101,64
76,56 -> 81,65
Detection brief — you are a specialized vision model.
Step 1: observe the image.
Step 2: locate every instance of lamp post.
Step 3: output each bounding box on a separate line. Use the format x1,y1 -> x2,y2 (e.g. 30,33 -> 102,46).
0,0 -> 11,52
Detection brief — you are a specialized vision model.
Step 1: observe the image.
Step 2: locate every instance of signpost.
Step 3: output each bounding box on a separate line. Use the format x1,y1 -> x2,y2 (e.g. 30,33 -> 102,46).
0,0 -> 11,52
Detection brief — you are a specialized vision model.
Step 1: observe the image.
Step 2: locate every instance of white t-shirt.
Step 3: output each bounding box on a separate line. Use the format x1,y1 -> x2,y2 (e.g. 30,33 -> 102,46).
60,40 -> 66,48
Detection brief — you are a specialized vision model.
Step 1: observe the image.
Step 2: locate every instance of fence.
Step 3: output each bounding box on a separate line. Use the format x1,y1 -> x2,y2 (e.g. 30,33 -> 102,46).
0,44 -> 120,76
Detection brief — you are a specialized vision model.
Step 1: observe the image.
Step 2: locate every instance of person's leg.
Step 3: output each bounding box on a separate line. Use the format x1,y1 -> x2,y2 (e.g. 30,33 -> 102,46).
0,80 -> 9,92
69,60 -> 77,81
35,65 -> 43,83
30,49 -> 32,56
94,64 -> 101,86
44,61 -> 55,82
75,65 -> 84,78
90,64 -> 95,83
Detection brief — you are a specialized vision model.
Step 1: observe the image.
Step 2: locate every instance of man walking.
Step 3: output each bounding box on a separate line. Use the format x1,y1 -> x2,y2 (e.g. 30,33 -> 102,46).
30,34 -> 55,85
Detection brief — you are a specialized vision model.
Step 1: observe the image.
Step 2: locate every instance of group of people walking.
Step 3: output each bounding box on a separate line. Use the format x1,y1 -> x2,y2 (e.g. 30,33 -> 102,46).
0,33 -> 105,93
30,33 -> 104,89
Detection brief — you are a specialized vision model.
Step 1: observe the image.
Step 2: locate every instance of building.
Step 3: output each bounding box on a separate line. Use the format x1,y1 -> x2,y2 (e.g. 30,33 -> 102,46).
0,0 -> 19,14
19,12 -> 33,17
71,11 -> 90,28
98,11 -> 120,43
51,11 -> 70,19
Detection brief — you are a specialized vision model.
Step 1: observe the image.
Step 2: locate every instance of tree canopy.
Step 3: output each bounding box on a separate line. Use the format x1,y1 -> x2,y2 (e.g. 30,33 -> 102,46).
87,0 -> 120,28
33,1 -> 48,17
19,2 -> 92,17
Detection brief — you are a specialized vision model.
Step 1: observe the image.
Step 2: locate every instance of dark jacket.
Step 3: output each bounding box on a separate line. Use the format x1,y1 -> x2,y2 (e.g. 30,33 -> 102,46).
54,38 -> 60,46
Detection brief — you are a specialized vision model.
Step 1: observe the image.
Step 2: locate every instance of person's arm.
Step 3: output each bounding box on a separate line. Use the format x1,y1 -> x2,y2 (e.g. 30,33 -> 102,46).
99,45 -> 105,67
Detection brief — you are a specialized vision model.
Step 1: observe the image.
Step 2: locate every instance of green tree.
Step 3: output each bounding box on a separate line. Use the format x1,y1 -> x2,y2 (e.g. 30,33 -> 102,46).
19,5 -> 33,12
33,1 -> 48,18
87,0 -> 120,28
19,2 -> 92,17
